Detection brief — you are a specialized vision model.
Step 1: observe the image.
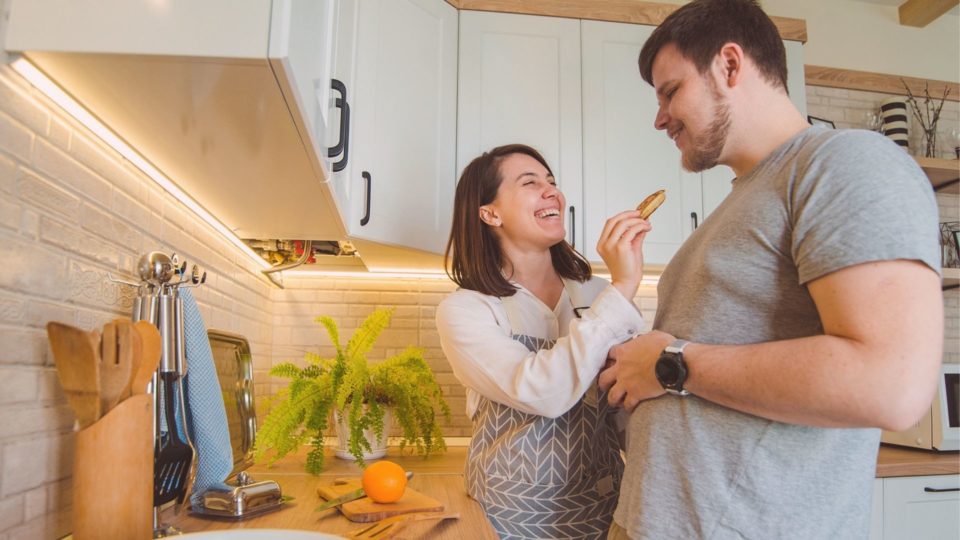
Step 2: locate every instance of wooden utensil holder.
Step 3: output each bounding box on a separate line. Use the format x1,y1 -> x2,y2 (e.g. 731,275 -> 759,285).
73,394 -> 153,540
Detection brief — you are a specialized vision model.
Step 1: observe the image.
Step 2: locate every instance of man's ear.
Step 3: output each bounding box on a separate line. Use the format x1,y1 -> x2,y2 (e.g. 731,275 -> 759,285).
716,42 -> 744,88
479,206 -> 502,227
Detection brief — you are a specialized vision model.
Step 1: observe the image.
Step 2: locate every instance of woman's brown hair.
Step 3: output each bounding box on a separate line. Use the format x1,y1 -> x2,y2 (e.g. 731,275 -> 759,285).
444,144 -> 591,296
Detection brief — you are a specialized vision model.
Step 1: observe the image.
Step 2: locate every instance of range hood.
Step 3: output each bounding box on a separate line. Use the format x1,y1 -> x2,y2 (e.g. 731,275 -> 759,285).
3,0 -> 348,242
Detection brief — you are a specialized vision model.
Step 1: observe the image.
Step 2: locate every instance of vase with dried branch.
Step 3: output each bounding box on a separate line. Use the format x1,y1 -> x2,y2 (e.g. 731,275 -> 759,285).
901,79 -> 950,158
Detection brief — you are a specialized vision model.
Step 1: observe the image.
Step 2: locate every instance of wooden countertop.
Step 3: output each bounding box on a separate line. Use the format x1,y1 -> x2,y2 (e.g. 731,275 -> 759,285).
162,444 -> 958,537
876,445 -> 960,478
163,447 -> 496,539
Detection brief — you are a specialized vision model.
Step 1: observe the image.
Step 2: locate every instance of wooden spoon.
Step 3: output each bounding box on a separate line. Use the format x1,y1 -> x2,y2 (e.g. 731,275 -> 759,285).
131,321 -> 161,395
46,322 -> 101,429
100,320 -> 135,416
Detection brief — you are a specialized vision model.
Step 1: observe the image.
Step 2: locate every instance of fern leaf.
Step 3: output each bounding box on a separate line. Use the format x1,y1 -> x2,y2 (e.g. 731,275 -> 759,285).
316,316 -> 343,356
345,308 -> 393,360
269,362 -> 301,379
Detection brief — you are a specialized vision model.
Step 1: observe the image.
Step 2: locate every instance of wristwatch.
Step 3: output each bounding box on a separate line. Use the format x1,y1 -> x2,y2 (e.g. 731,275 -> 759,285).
655,339 -> 690,396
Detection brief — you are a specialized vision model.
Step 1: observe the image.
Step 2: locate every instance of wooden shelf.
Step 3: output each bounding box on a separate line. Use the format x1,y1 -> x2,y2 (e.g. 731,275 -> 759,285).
944,267 -> 960,289
916,156 -> 960,193
450,0 -> 807,41
805,66 -> 959,103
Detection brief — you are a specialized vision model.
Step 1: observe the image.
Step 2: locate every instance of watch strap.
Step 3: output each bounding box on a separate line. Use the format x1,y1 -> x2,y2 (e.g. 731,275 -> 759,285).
665,339 -> 690,355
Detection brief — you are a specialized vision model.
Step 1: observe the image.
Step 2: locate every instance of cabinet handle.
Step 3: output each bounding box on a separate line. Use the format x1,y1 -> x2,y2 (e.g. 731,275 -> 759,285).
568,205 -> 576,249
924,487 -> 960,493
691,211 -> 699,230
328,79 -> 351,173
360,171 -> 372,226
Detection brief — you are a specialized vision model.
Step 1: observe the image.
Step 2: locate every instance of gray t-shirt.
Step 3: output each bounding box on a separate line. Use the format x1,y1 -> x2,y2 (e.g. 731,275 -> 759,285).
616,126 -> 941,539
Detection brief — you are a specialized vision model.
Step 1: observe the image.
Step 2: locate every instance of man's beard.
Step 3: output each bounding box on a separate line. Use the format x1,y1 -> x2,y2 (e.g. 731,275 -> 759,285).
682,86 -> 731,173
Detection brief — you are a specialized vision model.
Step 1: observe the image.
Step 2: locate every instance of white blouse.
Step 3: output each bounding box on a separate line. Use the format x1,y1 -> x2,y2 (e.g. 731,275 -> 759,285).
436,277 -> 645,419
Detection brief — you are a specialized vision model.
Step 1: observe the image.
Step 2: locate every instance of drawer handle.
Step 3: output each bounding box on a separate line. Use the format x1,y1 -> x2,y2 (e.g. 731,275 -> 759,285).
924,487 -> 959,493
360,171 -> 372,226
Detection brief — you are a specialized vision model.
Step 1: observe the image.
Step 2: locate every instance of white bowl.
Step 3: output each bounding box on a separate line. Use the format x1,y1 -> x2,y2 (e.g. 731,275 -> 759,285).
179,530 -> 345,540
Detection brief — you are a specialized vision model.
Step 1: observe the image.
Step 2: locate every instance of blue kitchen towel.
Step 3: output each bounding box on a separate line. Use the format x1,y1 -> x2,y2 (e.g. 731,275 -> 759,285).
177,288 -> 234,506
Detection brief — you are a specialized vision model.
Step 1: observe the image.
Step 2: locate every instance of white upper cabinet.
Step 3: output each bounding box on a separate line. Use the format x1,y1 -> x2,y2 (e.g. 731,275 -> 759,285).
4,0 -> 348,241
457,11 -> 584,251
334,0 -> 458,254
269,0 -> 338,181
581,20 -> 702,266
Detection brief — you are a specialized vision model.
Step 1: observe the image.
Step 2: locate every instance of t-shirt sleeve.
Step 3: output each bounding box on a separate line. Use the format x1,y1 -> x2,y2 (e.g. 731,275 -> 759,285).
790,130 -> 941,285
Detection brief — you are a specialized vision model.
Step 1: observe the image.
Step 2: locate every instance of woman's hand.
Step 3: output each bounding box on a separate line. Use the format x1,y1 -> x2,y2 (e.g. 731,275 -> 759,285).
596,210 -> 651,300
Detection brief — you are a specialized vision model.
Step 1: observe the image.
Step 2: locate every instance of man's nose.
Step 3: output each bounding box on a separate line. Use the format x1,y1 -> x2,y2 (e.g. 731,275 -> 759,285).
654,107 -> 670,131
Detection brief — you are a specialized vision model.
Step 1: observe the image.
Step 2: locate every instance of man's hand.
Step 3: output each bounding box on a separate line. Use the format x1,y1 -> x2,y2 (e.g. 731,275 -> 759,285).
599,330 -> 675,412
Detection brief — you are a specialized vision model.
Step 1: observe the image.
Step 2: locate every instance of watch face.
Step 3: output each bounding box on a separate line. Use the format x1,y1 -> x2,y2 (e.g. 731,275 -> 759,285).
656,356 -> 681,386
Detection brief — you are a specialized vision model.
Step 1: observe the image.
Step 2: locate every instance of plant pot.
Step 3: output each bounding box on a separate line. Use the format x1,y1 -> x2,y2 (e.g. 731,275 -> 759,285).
333,407 -> 392,461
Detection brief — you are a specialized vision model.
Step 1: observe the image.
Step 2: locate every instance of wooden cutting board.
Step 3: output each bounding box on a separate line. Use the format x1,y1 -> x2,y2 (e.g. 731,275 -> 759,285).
317,478 -> 444,523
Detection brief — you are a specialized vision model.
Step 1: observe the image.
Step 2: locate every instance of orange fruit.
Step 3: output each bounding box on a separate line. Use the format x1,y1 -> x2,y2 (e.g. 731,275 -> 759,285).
361,460 -> 407,503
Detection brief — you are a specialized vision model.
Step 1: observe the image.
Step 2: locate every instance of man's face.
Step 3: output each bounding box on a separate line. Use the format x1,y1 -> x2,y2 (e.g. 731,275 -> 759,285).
650,43 -> 731,172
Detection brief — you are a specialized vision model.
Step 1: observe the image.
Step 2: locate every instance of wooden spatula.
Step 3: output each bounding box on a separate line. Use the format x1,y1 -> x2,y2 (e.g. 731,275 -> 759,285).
100,320 -> 135,415
345,511 -> 460,539
131,321 -> 161,395
46,322 -> 101,429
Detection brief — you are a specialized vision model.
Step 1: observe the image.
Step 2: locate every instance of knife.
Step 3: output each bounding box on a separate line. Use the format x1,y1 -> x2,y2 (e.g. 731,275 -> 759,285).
314,471 -> 414,512
315,486 -> 367,512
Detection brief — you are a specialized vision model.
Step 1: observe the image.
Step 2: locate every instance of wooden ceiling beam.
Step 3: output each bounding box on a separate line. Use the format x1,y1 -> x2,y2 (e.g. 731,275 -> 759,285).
898,0 -> 959,27
449,0 -> 807,41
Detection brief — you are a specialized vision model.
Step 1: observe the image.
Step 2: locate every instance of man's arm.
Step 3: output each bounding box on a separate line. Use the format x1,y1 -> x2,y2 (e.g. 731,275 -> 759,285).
599,259 -> 943,430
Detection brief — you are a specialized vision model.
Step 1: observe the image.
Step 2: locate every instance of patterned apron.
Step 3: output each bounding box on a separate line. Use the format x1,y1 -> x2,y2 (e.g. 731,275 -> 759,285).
466,288 -> 624,539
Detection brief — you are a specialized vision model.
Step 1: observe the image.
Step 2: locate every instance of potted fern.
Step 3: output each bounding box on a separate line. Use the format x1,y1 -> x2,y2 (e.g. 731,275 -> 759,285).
254,307 -> 451,473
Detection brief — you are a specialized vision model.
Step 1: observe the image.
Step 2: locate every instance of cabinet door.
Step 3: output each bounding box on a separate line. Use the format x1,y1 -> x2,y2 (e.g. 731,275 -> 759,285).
458,11 -> 584,250
347,0 -> 458,254
581,20 -> 701,265
870,478 -> 883,540
269,0 -> 338,182
883,474 -> 960,540
326,0 -> 359,218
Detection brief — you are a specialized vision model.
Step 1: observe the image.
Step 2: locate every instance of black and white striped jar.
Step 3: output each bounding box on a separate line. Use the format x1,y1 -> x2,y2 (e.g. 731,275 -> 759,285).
880,97 -> 910,151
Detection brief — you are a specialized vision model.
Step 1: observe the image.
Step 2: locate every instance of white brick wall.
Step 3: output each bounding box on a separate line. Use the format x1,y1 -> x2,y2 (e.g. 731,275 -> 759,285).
805,86 -> 960,161
0,65 -> 275,538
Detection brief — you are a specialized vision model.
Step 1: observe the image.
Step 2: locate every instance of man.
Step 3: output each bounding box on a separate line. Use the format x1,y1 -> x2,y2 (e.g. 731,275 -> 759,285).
598,0 -> 944,538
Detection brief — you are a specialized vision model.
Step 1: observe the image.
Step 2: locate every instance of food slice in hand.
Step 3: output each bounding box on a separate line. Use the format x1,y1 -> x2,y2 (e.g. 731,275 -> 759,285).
636,189 -> 666,219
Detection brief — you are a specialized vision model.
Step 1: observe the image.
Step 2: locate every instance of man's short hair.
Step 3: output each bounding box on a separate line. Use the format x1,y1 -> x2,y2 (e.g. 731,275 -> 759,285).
638,0 -> 788,92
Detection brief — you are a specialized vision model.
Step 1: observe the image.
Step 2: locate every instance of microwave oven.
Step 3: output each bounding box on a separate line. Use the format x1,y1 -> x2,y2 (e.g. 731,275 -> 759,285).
881,363 -> 959,451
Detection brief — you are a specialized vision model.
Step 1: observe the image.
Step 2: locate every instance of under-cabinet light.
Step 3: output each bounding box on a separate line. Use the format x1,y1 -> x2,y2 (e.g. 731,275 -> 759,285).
287,269 -> 660,286
11,58 -> 273,273
284,269 -> 453,280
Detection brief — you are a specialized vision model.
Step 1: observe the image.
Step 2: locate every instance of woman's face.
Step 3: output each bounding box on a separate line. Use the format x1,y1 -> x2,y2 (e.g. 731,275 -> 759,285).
481,152 -> 567,251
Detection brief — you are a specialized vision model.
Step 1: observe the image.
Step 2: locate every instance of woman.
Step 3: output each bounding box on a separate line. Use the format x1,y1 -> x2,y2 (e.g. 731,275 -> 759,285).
436,144 -> 651,539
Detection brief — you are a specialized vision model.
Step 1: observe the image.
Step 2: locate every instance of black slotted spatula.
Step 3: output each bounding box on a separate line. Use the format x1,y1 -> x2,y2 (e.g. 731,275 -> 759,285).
153,372 -> 193,507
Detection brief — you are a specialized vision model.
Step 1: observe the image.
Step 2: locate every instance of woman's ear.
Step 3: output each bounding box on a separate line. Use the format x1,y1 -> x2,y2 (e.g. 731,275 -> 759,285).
479,206 -> 502,227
